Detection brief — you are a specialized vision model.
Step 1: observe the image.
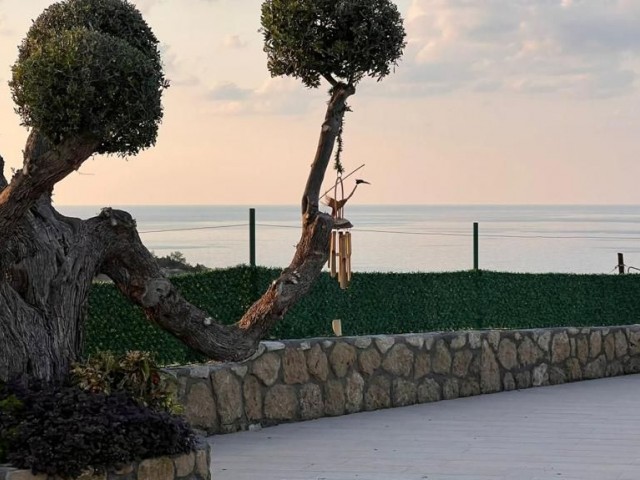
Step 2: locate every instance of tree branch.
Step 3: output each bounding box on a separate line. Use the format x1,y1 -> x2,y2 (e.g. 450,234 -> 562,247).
0,130 -> 97,251
322,73 -> 338,87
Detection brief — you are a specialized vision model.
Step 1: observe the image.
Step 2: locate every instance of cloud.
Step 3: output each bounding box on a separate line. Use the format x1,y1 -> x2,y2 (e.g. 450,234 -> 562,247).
397,0 -> 640,98
206,77 -> 321,115
160,44 -> 201,87
223,35 -> 248,49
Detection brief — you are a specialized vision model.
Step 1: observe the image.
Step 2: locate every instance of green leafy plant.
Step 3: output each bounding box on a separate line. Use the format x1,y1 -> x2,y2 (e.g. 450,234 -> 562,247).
72,351 -> 183,414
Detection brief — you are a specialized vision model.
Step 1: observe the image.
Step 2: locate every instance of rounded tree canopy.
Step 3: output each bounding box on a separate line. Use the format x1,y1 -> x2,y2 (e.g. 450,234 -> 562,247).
260,0 -> 406,88
10,0 -> 167,156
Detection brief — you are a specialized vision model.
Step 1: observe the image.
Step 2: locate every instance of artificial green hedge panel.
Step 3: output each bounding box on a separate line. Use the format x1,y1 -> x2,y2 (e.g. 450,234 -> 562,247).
86,267 -> 640,365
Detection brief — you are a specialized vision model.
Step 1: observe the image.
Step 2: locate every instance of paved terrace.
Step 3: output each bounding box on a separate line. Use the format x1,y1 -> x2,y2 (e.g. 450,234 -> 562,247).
209,375 -> 640,480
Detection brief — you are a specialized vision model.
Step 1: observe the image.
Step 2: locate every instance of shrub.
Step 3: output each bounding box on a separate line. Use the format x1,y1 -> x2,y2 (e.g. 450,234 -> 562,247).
71,351 -> 183,414
1,382 -> 195,478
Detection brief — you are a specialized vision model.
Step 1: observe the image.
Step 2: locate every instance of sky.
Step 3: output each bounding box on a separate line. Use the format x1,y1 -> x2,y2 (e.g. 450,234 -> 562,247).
0,0 -> 639,206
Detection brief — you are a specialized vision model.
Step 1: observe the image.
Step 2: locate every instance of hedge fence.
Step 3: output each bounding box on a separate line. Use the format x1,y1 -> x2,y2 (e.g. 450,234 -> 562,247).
87,267 -> 640,365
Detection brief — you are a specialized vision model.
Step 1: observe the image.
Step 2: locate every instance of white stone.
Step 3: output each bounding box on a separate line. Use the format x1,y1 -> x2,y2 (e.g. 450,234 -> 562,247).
405,335 -> 424,349
354,337 -> 372,349
375,336 -> 395,354
263,341 -> 286,351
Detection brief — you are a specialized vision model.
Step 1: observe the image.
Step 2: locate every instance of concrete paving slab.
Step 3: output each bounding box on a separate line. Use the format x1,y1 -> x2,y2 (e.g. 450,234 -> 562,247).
209,375 -> 640,480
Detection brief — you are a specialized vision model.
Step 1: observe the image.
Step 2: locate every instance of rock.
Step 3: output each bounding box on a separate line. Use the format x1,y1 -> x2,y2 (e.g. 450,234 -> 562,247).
264,385 -> 297,420
450,334 -> 467,350
283,348 -> 309,384
624,357 -> 640,374
532,364 -> 549,387
252,352 -> 281,386
566,358 -> 582,381
414,351 -> 431,379
359,348 -> 381,376
627,328 -> 640,356
330,342 -> 357,378
468,332 -> 482,349
299,341 -> 311,350
365,375 -> 391,410
551,332 -> 570,363
487,331 -> 501,350
498,338 -> 518,370
173,452 -> 195,477
195,447 -> 210,477
345,372 -> 365,413
452,349 -> 473,378
615,330 -> 628,358
590,331 -> 602,358
382,344 -> 414,377
137,457 -> 174,480
299,383 -> 324,420
393,378 -> 417,406
604,334 -> 615,361
584,355 -> 607,379
263,341 -> 286,352
322,340 -> 335,350
230,364 -> 248,378
406,335 -> 424,349
548,366 -> 566,385
576,336 -> 589,365
442,378 -> 459,400
433,340 -> 452,375
211,369 -> 242,426
375,336 -> 395,354
606,361 -> 623,377
515,371 -> 531,389
354,337 -> 372,349
184,381 -> 217,431
243,375 -> 263,421
460,379 -> 480,397
324,379 -> 346,416
189,365 -> 212,379
503,373 -> 516,391
306,344 -> 329,381
480,340 -> 501,393
518,336 -> 542,366
417,378 -> 441,403
424,335 -> 436,350
537,331 -> 551,352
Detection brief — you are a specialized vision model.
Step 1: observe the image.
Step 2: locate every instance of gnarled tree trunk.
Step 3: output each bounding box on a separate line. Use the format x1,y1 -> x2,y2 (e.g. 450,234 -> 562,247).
0,82 -> 355,382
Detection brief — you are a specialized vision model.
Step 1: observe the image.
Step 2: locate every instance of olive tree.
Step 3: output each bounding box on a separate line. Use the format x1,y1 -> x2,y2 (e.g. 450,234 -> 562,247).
0,0 -> 405,382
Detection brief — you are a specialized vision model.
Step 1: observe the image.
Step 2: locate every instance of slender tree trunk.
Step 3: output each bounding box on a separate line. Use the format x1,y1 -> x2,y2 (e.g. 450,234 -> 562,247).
0,83 -> 355,383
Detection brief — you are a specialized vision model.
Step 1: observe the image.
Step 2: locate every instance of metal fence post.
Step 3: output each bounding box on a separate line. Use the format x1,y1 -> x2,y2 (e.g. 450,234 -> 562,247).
249,208 -> 256,267
473,222 -> 479,271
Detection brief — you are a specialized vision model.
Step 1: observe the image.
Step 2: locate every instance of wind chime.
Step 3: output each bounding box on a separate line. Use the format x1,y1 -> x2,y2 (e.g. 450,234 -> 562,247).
324,170 -> 369,289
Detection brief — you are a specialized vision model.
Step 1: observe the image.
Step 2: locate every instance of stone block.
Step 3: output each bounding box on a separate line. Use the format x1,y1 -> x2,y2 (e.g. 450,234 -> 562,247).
413,351 -> 431,379
358,348 -> 381,376
460,379 -> 480,397
173,452 -> 195,477
590,331 -> 602,358
565,358 -> 582,381
518,336 -> 542,366
503,372 -> 516,391
536,330 -> 551,352
283,348 -> 309,384
406,335 -> 424,349
354,337 -> 372,349
382,344 -> 414,377
468,332 -> 482,349
365,375 -> 391,410
375,336 -> 395,354
299,383 -> 324,420
551,332 -> 570,364
584,355 -> 607,379
345,372 -> 365,413
417,378 -> 441,403
324,379 -> 346,416
330,342 -> 357,378
243,375 -> 263,421
615,330 -> 628,358
450,334 -> 467,350
392,378 -> 417,407
184,381 -> 217,431
306,344 -> 329,381
532,363 -> 549,387
548,366 -> 566,385
264,385 -> 297,420
480,340 -> 501,393
604,334 -> 615,361
487,331 -> 501,350
195,447 -> 210,478
515,371 -> 531,389
627,328 -> 640,356
452,349 -> 473,378
498,338 -> 518,370
576,336 -> 589,365
442,378 -> 459,400
137,457 -> 174,480
211,369 -> 242,426
252,352 -> 281,386
432,340 -> 452,375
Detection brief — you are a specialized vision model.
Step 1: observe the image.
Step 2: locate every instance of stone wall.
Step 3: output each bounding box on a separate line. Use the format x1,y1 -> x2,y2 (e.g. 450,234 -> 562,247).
0,438 -> 211,480
173,325 -> 640,435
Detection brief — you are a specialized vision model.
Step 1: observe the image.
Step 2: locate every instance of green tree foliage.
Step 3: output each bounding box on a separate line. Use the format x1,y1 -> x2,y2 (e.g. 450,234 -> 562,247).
9,0 -> 167,156
260,0 -> 406,88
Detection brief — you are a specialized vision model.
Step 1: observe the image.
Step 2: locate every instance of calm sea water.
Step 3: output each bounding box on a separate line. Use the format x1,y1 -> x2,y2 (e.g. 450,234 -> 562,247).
57,205 -> 640,274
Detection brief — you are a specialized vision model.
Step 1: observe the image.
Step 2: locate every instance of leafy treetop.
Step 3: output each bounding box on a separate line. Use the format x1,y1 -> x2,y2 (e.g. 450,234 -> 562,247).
260,0 -> 406,88
10,0 -> 167,156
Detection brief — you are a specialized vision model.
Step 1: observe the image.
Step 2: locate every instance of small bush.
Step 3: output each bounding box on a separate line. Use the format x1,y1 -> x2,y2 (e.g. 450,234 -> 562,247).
1,382 -> 195,478
72,350 -> 183,414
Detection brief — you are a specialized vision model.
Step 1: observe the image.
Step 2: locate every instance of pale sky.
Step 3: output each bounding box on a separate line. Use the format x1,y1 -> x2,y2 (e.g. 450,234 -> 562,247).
0,0 -> 639,205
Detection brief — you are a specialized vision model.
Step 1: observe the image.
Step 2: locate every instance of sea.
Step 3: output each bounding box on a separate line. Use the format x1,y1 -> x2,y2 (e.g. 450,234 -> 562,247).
57,205 -> 640,275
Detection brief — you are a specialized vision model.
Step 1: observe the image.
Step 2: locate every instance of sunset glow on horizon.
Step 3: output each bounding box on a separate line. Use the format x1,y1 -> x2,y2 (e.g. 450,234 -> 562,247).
0,0 -> 639,206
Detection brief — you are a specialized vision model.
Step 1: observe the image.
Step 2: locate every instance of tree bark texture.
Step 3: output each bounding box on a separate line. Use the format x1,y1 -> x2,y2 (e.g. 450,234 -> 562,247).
0,83 -> 355,383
